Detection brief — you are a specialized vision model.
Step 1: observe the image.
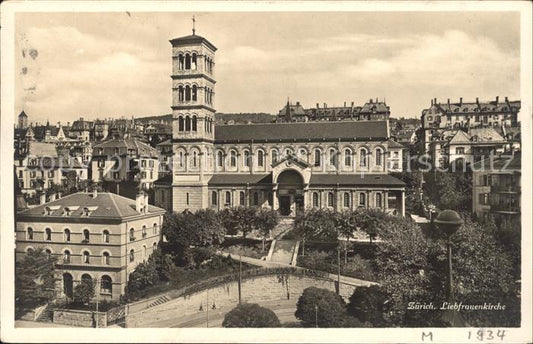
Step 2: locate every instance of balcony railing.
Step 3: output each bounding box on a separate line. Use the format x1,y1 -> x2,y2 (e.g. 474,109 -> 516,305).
490,204 -> 520,213
491,185 -> 520,193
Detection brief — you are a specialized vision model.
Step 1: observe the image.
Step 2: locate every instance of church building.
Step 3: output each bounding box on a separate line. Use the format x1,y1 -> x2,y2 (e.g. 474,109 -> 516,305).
154,30 -> 406,216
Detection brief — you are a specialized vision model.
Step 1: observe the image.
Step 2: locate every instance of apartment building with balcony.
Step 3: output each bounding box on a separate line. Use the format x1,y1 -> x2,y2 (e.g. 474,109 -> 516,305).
472,153 -> 521,226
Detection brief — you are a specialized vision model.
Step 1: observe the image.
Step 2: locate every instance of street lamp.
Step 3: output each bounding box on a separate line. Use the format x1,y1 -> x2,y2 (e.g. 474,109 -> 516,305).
314,304 -> 318,328
433,209 -> 464,326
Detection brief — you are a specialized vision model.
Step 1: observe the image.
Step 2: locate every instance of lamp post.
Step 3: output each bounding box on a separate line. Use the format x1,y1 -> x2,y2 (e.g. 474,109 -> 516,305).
433,209 -> 464,326
314,304 -> 318,328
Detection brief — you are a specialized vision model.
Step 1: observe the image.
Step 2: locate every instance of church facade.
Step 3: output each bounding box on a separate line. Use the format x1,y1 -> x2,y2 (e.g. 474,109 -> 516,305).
154,32 -> 405,216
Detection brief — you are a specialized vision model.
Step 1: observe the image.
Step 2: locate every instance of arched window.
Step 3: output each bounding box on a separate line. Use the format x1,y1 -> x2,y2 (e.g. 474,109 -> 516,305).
344,149 -> 352,167
185,86 -> 191,101
212,191 -> 218,206
239,191 -> 245,206
63,250 -> 71,263
376,193 -> 382,208
327,192 -> 334,207
64,228 -> 71,242
375,148 -> 383,166
185,53 -> 191,69
230,150 -> 237,167
359,193 -> 366,207
129,249 -> 135,262
178,116 -> 184,131
192,85 -> 197,101
102,230 -> 109,243
102,252 -> 110,265
192,116 -> 197,131
129,228 -> 135,241
192,151 -> 198,168
257,150 -> 264,167
83,251 -> 90,264
45,228 -> 52,241
329,149 -> 337,167
299,149 -> 307,160
225,191 -> 231,206
83,229 -> 90,242
27,227 -> 33,240
186,192 -> 190,205
81,274 -> 92,284
344,193 -> 350,208
312,192 -> 319,207
142,225 -> 147,238
178,151 -> 184,168
101,275 -> 112,294
143,245 -> 147,260
359,149 -> 367,168
191,53 -> 197,70
314,149 -> 322,167
243,150 -> 251,167
217,151 -> 224,167
272,150 -> 279,164
178,54 -> 184,70
178,86 -> 184,102
253,192 -> 259,206
185,116 -> 191,131
45,249 -> 52,257
153,222 -> 158,235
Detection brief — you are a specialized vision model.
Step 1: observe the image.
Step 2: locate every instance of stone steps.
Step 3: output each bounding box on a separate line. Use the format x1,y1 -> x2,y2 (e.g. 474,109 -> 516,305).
146,295 -> 170,309
35,304 -> 54,323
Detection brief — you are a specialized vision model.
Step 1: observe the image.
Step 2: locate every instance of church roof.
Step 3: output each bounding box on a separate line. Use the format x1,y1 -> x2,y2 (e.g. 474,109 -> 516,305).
209,174 -> 272,185
17,192 -> 165,221
309,173 -> 405,187
170,34 -> 217,51
215,120 -> 388,143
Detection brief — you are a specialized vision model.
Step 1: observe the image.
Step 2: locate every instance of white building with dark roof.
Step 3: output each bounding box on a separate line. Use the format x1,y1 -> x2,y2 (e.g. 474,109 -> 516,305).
154,31 -> 406,216
15,191 -> 165,301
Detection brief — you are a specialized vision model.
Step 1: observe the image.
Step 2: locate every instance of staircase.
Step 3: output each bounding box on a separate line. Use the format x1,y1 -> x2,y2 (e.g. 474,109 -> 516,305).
269,239 -> 298,265
146,295 -> 170,309
35,304 -> 54,323
271,217 -> 295,239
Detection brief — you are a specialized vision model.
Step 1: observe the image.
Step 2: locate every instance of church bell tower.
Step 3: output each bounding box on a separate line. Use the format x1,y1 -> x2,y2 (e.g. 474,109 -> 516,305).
170,19 -> 217,211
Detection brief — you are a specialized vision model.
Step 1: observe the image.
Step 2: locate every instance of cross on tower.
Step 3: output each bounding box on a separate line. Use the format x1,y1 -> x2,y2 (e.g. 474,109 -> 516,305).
192,15 -> 196,35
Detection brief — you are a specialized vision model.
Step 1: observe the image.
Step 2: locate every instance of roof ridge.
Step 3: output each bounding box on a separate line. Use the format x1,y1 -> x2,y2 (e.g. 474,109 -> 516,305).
108,193 -> 124,217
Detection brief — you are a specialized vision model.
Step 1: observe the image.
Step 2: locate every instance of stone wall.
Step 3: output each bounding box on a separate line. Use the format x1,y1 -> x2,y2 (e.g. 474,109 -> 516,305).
125,274 -> 357,328
53,309 -> 107,327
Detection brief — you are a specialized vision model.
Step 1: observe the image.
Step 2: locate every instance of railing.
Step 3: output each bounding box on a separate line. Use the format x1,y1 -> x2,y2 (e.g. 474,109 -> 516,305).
490,204 -> 520,213
491,185 -> 520,193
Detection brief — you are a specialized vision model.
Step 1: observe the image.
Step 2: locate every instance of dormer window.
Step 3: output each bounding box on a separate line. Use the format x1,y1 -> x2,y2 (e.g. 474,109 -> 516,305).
45,207 -> 52,216
83,207 -> 90,216
63,206 -> 79,216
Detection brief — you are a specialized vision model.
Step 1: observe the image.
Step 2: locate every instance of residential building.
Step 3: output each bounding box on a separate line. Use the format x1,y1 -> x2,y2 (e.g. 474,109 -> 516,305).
70,118 -> 94,141
472,153 -> 520,226
15,191 -> 165,301
91,138 -> 160,190
277,99 -> 390,122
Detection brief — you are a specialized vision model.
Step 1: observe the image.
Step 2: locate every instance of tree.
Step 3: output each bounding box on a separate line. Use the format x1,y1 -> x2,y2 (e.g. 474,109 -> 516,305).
295,287 -> 349,327
222,303 -> 281,327
294,209 -> 337,256
162,209 -> 225,262
15,248 -> 58,315
230,206 -> 258,238
254,208 -> 279,251
125,259 -> 160,299
347,285 -> 388,326
73,278 -> 95,305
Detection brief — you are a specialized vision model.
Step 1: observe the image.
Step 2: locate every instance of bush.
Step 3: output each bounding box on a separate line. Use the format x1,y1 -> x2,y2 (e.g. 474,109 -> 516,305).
73,279 -> 95,305
297,250 -> 375,281
295,287 -> 348,327
223,303 -> 281,327
347,285 -> 388,326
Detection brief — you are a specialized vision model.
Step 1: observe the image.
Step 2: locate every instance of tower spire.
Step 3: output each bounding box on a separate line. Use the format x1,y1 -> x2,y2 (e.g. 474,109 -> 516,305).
192,15 -> 196,35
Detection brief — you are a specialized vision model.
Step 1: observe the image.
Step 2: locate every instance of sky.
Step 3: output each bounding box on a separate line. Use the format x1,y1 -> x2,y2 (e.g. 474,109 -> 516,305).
15,11 -> 520,124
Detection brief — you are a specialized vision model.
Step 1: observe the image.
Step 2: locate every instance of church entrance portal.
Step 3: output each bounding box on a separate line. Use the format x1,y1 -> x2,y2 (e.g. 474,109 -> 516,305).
276,170 -> 304,216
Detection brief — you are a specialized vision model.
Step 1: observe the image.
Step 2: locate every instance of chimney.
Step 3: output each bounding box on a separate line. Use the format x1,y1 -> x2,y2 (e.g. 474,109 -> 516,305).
434,98 -> 437,105
376,97 -> 378,103
40,193 -> 46,205
50,193 -> 56,202
351,101 -> 354,107
316,103 -> 319,109
495,96 -> 499,104
144,193 -> 149,210
136,192 -> 145,213
296,101 -> 300,107
370,99 -> 373,104
460,97 -> 463,106
505,96 -> 508,102
447,98 -> 450,107
344,101 -> 346,107
476,97 -> 479,104
323,103 -> 327,108
431,99 -> 433,106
